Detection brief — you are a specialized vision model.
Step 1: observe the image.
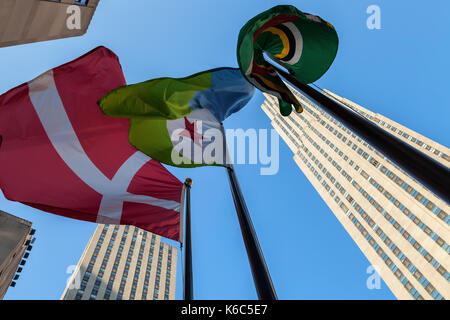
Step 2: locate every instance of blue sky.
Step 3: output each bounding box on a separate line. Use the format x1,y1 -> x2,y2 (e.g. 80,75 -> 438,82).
1,0 -> 449,300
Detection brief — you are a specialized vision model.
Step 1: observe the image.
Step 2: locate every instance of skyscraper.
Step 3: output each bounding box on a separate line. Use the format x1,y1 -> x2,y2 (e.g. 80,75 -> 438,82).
61,224 -> 177,300
0,0 -> 99,48
0,211 -> 35,299
261,87 -> 449,300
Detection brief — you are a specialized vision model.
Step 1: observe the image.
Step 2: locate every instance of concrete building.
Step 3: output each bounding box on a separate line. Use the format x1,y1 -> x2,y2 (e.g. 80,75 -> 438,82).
262,87 -> 450,300
0,0 -> 100,48
61,224 -> 177,300
0,211 -> 35,299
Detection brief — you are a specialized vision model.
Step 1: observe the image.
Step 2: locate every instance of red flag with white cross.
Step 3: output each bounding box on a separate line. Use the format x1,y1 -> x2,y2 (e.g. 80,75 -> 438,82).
0,46 -> 183,241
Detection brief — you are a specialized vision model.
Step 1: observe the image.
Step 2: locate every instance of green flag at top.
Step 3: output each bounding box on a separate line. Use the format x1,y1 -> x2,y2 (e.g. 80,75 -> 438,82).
98,67 -> 254,168
237,5 -> 339,116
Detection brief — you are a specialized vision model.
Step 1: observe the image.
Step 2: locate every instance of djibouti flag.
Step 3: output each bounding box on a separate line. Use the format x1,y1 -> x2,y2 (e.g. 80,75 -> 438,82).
130,108 -> 226,168
98,67 -> 254,167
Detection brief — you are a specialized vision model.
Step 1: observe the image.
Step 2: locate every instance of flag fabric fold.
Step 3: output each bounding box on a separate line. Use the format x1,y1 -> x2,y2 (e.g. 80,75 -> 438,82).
98,67 -> 255,123
0,46 -> 183,241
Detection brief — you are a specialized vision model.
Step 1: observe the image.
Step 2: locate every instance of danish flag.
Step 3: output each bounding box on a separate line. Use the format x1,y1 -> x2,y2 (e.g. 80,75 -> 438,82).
0,47 -> 183,241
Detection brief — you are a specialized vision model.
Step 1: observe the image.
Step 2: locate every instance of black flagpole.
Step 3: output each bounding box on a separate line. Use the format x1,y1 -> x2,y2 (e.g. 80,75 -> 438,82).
221,125 -> 277,300
271,64 -> 450,204
183,178 -> 193,300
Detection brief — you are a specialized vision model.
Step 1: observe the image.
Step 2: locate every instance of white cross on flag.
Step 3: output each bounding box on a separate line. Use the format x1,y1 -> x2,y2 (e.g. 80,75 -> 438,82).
0,47 -> 183,241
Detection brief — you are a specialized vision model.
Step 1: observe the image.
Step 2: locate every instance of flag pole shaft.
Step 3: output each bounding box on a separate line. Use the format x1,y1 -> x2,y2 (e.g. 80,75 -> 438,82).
225,166 -> 277,300
183,178 -> 193,300
220,123 -> 277,301
271,65 -> 450,204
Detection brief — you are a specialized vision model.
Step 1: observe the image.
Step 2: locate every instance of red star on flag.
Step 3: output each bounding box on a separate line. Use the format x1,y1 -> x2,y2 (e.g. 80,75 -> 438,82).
179,117 -> 205,146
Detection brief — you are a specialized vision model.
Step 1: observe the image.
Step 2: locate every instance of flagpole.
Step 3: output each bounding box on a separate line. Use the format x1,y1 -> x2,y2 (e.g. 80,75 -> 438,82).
270,64 -> 450,204
220,125 -> 277,300
183,178 -> 193,300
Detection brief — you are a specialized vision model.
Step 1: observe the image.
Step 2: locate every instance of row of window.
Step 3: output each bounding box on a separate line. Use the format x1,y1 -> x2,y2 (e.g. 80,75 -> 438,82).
290,91 -> 444,191
296,129 -> 445,298
297,148 -> 428,299
266,93 -> 449,299
50,0 -> 90,5
288,98 -> 450,231
309,148 -> 444,299
74,225 -> 174,300
320,90 -> 450,163
273,117 -> 301,148
288,111 -> 450,284
141,238 -> 154,300
74,225 -> 109,300
300,106 -> 450,242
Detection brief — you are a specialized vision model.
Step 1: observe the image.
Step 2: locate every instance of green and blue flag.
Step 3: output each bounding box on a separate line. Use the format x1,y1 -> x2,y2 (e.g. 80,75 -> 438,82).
98,67 -> 254,167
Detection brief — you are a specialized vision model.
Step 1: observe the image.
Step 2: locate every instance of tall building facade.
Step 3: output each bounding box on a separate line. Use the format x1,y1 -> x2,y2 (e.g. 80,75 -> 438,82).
261,88 -> 450,300
61,224 -> 177,300
0,0 -> 100,48
0,211 -> 35,299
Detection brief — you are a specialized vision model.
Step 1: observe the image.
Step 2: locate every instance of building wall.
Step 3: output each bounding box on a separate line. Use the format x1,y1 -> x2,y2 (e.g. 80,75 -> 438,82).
61,224 -> 177,300
261,89 -> 450,300
0,0 -> 100,48
322,89 -> 450,165
0,211 -> 33,299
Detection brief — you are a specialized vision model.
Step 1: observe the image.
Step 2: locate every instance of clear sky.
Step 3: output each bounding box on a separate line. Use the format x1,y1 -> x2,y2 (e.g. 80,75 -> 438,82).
1,0 -> 449,300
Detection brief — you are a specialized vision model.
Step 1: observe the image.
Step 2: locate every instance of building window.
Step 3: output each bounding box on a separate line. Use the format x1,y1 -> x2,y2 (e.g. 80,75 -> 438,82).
74,0 -> 89,6
75,290 -> 84,300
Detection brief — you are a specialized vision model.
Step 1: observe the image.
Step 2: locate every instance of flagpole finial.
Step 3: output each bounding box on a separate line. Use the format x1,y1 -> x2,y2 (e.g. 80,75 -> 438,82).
184,178 -> 193,187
